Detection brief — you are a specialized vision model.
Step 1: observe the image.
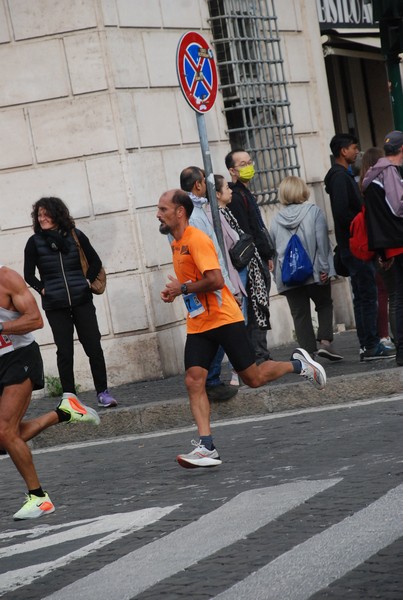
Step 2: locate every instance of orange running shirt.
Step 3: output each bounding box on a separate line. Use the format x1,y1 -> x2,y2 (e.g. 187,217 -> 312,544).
171,226 -> 244,333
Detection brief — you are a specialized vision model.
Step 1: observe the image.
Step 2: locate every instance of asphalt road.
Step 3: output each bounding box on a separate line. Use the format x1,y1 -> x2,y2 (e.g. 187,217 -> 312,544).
0,395 -> 402,600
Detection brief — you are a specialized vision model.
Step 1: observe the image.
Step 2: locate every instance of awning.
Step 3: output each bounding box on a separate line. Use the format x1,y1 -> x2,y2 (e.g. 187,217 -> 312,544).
337,35 -> 380,49
321,31 -> 383,60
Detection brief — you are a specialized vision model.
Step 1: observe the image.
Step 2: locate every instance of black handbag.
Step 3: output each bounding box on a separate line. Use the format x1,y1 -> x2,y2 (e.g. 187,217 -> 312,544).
229,233 -> 255,270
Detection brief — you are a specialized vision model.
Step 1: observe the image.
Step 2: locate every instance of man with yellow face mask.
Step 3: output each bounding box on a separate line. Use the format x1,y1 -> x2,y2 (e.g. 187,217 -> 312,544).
225,149 -> 275,363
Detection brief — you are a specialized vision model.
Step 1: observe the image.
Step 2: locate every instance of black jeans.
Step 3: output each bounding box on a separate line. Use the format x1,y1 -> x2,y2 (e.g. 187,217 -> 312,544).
46,301 -> 107,394
341,251 -> 378,350
392,253 -> 403,353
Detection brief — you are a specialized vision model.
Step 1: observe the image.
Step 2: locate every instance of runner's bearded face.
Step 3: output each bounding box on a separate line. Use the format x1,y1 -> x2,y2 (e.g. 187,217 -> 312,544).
157,197 -> 179,235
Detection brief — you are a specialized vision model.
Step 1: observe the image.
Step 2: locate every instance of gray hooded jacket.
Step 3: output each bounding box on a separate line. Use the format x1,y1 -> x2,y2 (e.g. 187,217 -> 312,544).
362,157 -> 403,216
270,202 -> 335,293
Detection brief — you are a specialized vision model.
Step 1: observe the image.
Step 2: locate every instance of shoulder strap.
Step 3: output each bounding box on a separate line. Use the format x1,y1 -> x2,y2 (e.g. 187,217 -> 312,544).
71,229 -> 89,271
71,228 -> 80,246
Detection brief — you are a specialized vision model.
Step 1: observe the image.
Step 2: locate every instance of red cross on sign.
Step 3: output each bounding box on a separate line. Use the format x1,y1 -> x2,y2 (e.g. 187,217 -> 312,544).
176,31 -> 218,113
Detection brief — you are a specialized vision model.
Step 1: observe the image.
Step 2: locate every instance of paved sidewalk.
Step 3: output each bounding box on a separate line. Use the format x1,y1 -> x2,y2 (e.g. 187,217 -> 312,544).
26,329 -> 402,449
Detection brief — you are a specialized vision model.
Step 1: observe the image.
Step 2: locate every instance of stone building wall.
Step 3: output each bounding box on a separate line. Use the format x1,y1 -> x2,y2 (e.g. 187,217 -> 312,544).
0,0 -> 352,390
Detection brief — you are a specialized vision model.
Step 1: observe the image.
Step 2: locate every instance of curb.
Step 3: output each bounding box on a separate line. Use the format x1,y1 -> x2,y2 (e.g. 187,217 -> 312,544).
31,368 -> 403,449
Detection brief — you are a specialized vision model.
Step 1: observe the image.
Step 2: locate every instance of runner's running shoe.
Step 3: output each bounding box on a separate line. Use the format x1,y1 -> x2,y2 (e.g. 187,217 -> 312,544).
13,492 -> 55,520
291,347 -> 326,390
176,440 -> 222,468
57,393 -> 100,425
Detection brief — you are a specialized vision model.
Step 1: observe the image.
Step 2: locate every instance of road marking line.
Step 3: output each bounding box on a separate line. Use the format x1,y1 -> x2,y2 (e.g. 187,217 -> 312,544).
41,479 -> 340,600
1,395 -> 401,461
213,482 -> 403,600
28,395 -> 403,454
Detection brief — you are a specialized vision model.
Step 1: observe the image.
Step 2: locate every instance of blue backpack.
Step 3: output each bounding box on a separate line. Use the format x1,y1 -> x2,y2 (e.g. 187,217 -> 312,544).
281,228 -> 313,286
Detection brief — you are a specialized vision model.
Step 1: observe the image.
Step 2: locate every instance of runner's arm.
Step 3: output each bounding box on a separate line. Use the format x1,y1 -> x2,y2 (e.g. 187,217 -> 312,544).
161,269 -> 224,301
0,267 -> 43,334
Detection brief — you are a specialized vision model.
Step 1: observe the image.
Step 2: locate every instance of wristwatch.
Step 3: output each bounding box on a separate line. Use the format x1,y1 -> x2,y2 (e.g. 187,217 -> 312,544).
0,323 -> 3,333
180,283 -> 188,295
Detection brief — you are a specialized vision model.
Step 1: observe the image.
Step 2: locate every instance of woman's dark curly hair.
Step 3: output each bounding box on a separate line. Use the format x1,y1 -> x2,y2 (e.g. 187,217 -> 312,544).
31,197 -> 75,234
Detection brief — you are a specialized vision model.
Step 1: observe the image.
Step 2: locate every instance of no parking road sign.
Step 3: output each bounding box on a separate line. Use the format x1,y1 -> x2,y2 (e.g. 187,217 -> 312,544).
176,31 -> 218,113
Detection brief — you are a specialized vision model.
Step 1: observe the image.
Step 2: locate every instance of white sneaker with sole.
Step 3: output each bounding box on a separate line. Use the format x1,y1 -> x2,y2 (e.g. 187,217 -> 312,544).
13,492 -> 55,520
176,440 -> 222,468
292,347 -> 327,390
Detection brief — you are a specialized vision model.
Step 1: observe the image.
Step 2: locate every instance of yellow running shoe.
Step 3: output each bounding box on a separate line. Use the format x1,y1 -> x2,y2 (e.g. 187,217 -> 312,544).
57,393 -> 100,425
13,492 -> 55,520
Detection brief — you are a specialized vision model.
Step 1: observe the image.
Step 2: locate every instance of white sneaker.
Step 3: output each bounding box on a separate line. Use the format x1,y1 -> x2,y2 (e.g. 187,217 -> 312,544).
176,440 -> 222,468
230,371 -> 239,386
291,347 -> 327,390
13,492 -> 55,520
380,337 -> 394,349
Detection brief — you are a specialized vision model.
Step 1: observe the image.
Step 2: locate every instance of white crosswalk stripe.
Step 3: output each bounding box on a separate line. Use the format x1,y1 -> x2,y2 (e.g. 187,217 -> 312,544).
213,482 -> 403,600
42,479 -> 340,600
2,479 -> 402,599
0,506 -> 180,595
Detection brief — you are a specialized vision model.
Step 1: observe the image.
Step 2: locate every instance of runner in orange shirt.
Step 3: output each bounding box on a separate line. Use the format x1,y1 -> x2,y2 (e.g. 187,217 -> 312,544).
157,189 -> 326,468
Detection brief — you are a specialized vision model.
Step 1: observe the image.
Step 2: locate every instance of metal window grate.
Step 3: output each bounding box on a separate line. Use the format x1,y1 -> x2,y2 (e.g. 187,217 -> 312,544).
208,0 -> 300,203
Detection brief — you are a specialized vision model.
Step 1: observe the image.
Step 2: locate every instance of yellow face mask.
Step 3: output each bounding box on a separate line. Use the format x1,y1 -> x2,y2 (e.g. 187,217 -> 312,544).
238,164 -> 255,182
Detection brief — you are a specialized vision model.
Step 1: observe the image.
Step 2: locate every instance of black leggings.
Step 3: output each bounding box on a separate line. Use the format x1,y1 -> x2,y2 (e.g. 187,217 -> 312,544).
46,301 -> 107,394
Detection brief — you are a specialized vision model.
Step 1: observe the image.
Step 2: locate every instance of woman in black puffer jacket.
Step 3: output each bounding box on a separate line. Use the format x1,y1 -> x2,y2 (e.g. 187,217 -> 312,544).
24,197 -> 117,408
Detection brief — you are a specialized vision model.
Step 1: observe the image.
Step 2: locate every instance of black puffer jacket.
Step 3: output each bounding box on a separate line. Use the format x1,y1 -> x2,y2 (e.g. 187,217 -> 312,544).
24,229 -> 101,311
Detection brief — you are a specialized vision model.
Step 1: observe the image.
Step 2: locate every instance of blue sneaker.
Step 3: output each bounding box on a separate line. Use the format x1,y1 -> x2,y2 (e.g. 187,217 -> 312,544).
97,389 -> 118,408
363,342 -> 396,361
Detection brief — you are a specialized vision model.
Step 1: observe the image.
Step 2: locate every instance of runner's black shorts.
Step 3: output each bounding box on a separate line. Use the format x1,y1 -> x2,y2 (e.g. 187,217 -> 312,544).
0,341 -> 44,395
184,321 -> 255,373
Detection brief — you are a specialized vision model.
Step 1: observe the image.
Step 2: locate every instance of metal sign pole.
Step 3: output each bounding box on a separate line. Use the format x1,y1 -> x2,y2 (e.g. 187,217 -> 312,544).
196,112 -> 227,265
176,31 -> 227,267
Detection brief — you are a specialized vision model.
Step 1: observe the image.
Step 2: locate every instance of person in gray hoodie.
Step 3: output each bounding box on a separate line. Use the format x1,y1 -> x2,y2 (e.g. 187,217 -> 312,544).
270,176 -> 342,360
361,130 -> 403,366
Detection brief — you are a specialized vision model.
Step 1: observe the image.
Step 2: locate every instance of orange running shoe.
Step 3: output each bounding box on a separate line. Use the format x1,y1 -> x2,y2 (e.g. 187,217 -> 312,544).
57,393 -> 100,425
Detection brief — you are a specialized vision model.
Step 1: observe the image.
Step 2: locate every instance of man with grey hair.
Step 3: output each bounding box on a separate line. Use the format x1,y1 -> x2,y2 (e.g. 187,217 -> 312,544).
179,166 -> 237,402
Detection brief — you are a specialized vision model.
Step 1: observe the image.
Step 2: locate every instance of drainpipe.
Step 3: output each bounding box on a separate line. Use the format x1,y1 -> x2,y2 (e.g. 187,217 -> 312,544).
373,0 -> 403,129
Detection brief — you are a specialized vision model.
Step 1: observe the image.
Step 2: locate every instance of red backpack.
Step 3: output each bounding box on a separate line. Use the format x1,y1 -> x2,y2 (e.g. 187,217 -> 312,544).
349,207 -> 375,261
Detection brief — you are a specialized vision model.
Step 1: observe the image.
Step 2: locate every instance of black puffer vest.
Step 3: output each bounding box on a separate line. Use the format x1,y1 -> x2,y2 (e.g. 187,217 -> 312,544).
32,231 -> 92,310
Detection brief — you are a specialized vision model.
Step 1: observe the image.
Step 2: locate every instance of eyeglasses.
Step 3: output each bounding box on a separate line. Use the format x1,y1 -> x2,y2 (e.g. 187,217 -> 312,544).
234,160 -> 254,168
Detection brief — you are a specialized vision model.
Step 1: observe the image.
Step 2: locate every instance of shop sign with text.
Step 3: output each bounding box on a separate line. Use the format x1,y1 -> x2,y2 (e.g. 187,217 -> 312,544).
317,0 -> 377,29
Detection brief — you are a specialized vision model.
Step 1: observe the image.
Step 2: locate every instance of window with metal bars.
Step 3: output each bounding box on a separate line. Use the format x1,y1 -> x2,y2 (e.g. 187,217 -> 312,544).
207,0 -> 300,203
